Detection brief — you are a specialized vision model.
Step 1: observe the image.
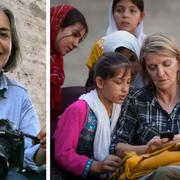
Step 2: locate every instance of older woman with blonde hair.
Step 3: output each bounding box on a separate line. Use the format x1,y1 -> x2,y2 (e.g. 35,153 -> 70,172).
110,33 -> 180,179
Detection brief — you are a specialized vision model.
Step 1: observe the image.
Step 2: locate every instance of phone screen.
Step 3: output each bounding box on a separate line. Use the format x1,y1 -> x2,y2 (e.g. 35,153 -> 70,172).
160,131 -> 174,141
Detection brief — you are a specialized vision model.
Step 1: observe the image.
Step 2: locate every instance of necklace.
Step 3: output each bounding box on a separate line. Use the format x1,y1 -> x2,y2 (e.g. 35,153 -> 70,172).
157,98 -> 172,106
156,94 -> 177,107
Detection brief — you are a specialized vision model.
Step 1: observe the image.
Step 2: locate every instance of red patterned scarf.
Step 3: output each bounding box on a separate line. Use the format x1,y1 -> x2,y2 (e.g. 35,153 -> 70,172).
50,4 -> 74,120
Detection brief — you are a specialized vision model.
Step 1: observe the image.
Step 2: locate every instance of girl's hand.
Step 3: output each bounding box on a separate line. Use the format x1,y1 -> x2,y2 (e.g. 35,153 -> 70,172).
101,155 -> 122,172
91,155 -> 121,174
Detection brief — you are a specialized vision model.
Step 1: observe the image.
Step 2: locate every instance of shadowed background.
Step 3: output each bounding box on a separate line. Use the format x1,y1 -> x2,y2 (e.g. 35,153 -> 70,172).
51,0 -> 180,87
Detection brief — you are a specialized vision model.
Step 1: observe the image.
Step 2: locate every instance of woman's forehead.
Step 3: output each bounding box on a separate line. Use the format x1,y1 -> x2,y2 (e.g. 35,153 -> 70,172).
145,53 -> 176,64
0,11 -> 10,30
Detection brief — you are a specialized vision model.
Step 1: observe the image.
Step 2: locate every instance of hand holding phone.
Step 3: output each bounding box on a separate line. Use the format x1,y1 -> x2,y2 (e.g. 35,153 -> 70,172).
160,131 -> 174,141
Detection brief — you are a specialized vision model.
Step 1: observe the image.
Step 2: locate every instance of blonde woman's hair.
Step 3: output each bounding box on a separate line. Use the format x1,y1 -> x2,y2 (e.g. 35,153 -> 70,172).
140,33 -> 180,86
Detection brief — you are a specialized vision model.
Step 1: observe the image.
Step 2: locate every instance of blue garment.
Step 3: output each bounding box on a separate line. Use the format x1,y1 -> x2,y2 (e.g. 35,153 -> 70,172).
0,73 -> 44,172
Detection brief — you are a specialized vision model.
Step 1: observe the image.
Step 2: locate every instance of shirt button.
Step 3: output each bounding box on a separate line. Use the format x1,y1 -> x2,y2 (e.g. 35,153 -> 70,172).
167,129 -> 171,132
168,119 -> 171,121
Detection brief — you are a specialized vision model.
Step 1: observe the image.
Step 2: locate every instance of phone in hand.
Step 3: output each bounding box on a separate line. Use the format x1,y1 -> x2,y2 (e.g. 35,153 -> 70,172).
160,131 -> 174,141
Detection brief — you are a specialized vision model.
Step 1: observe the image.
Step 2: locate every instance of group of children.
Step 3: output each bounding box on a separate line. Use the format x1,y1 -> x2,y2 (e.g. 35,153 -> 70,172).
50,0 -> 180,179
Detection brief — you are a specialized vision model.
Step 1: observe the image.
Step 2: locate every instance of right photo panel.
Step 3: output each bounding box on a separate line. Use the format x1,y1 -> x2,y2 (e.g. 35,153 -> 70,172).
50,0 -> 180,180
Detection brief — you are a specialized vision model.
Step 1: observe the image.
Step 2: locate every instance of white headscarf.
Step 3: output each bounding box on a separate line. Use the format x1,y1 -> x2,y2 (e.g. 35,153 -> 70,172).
79,90 -> 121,161
103,30 -> 143,88
106,0 -> 145,46
103,30 -> 141,58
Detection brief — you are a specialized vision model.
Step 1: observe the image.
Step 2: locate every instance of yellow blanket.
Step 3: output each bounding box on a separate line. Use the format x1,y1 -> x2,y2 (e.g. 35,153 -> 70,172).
110,143 -> 180,180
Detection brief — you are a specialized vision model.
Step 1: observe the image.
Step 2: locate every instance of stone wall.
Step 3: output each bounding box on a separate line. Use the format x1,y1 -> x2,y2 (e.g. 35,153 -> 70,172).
1,0 -> 46,126
51,0 -> 180,86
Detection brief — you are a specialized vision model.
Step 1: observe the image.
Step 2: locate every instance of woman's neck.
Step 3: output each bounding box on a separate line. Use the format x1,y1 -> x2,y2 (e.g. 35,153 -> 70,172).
156,84 -> 180,106
155,85 -> 180,114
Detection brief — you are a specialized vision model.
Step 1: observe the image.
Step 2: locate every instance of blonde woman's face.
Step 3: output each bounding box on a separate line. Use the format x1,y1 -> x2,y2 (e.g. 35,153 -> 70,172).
146,53 -> 179,91
0,11 -> 12,70
113,0 -> 144,34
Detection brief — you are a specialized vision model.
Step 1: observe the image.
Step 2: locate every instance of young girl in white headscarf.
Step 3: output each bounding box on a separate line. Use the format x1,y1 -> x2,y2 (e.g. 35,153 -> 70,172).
86,30 -> 143,88
86,0 -> 145,69
104,30 -> 143,88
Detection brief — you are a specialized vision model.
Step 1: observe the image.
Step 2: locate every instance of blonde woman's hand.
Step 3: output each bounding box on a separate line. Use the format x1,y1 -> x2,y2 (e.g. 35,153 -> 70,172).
172,134 -> 180,150
173,134 -> 180,142
147,135 -> 178,153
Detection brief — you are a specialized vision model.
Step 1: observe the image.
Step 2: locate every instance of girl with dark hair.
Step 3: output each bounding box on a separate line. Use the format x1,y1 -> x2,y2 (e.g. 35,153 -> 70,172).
50,4 -> 88,120
54,52 -> 136,179
108,0 -> 145,43
87,0 -> 145,70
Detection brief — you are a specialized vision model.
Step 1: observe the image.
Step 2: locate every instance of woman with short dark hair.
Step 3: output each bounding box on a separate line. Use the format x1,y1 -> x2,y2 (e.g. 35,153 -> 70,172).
0,4 -> 45,180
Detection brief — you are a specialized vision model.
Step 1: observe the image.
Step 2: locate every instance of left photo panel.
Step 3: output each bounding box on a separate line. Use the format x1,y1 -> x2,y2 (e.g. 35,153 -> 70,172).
0,0 -> 46,179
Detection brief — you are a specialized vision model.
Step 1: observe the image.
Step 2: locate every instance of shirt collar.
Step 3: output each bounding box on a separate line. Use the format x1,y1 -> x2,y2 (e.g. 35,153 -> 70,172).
140,86 -> 156,105
0,72 -> 8,98
142,86 -> 180,108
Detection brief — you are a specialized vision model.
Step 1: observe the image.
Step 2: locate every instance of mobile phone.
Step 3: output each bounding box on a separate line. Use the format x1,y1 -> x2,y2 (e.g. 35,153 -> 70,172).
160,131 -> 174,141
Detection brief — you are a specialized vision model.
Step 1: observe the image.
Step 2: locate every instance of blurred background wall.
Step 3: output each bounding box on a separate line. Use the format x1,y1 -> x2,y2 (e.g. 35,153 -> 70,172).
2,0 -> 46,126
51,0 -> 180,87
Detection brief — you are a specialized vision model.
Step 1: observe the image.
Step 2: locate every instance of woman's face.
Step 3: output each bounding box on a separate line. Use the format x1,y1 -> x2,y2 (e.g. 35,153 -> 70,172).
145,53 -> 179,91
97,68 -> 132,105
113,0 -> 144,34
0,11 -> 12,70
54,22 -> 86,56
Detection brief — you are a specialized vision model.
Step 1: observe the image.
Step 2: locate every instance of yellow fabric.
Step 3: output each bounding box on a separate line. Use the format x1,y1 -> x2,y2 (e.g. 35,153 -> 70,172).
86,39 -> 104,69
110,143 -> 180,180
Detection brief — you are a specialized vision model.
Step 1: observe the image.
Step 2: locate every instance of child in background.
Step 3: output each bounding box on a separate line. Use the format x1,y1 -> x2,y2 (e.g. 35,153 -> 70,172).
87,0 -> 145,69
86,30 -> 143,88
107,0 -> 145,43
54,52 -> 136,179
